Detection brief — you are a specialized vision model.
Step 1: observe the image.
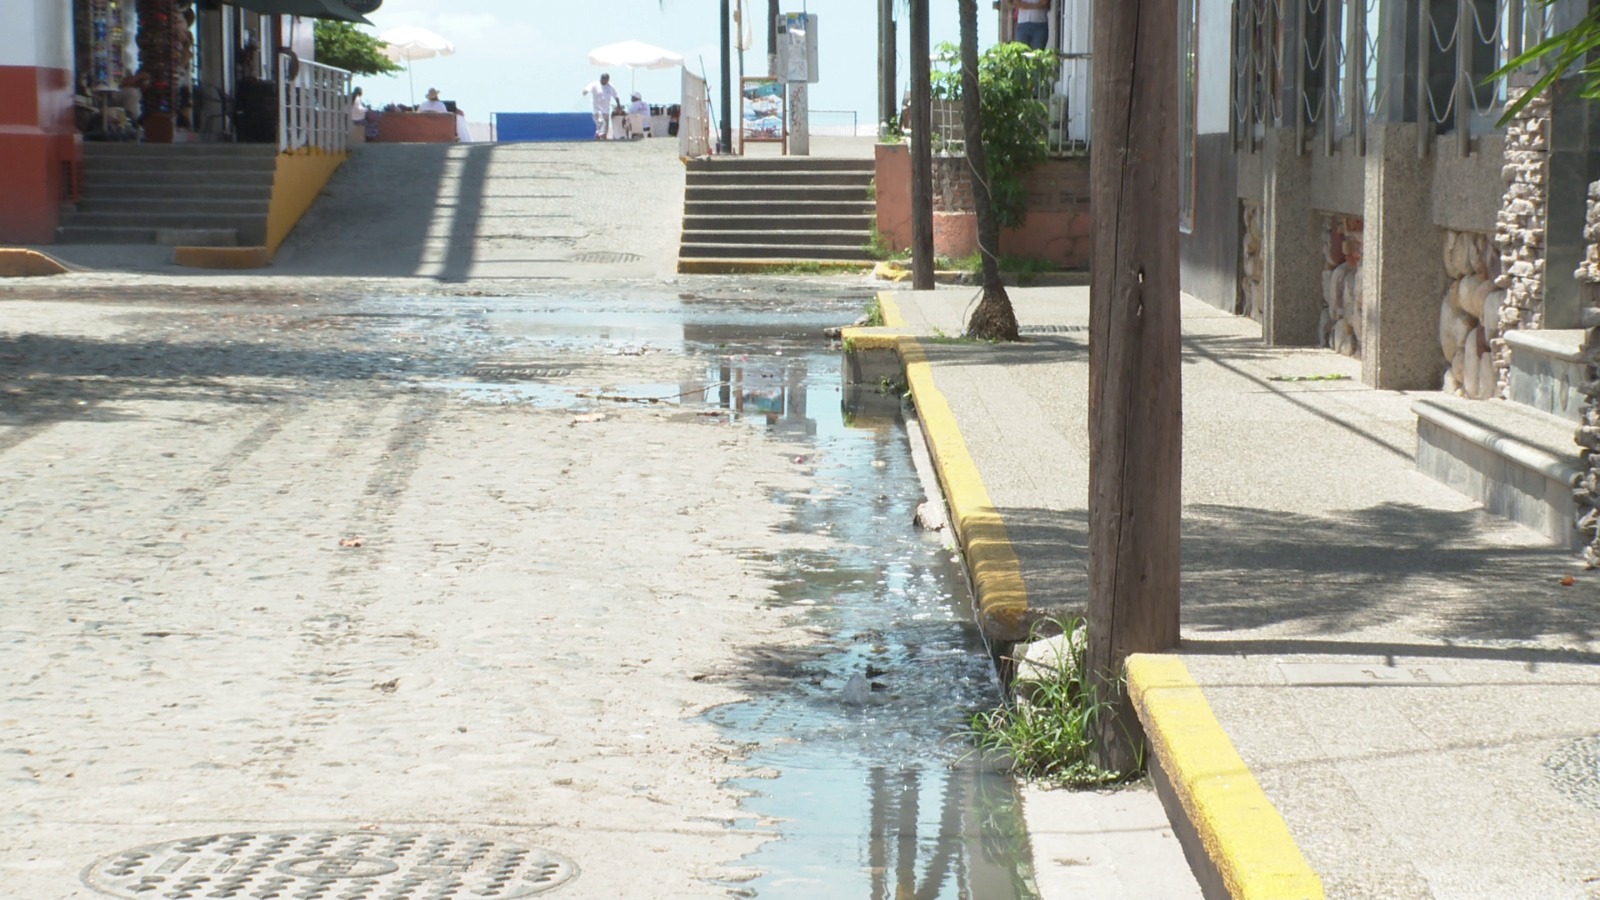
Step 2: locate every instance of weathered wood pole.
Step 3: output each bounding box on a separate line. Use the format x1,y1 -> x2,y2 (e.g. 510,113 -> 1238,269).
909,0 -> 935,289
1086,0 -> 1182,772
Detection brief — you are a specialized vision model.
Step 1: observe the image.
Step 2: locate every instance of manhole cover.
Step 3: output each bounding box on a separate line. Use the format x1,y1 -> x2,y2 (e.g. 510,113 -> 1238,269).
1546,735 -> 1600,813
1017,324 -> 1088,334
83,831 -> 577,899
469,363 -> 574,380
572,251 -> 641,264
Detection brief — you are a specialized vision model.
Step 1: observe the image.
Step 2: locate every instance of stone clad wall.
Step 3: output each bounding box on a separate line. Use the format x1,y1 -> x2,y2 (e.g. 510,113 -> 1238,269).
1438,229 -> 1504,399
1321,215 -> 1364,358
1574,181 -> 1600,568
1492,90 -> 1552,374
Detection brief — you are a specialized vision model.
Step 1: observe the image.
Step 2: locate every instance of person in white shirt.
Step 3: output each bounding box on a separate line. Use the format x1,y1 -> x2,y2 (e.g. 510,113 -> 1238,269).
583,73 -> 621,140
418,87 -> 448,113
1014,0 -> 1050,49
627,92 -> 651,137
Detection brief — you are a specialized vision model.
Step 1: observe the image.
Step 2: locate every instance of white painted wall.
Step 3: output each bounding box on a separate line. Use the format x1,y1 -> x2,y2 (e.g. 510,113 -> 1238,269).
1058,0 -> 1092,143
0,0 -> 72,70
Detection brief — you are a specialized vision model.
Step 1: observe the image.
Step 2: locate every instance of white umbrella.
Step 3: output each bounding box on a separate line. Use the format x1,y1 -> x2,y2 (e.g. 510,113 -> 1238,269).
380,25 -> 456,105
587,40 -> 684,95
586,40 -> 684,70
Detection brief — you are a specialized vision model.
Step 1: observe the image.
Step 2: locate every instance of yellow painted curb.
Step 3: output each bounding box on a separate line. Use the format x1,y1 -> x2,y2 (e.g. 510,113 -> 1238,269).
867,293 -> 1030,641
1127,654 -> 1325,900
0,249 -> 69,277
174,246 -> 271,270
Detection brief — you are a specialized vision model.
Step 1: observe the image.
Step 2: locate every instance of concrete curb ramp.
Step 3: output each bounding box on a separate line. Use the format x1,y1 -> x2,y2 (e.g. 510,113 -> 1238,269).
0,248 -> 69,277
850,291 -> 1324,899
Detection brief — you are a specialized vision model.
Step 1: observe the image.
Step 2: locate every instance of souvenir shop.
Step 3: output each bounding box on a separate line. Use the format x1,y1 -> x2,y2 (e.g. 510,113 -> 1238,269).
69,0 -> 289,143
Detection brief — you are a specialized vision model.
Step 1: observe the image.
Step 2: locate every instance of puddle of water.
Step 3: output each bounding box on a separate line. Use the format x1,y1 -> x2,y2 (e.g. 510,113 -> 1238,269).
702,351 -> 1040,899
410,299 -> 1039,896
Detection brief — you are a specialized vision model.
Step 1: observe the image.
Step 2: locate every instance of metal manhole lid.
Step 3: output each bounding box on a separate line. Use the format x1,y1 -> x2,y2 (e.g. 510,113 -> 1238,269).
1546,735 -> 1600,813
1017,324 -> 1088,334
83,831 -> 578,899
469,362 -> 575,380
572,251 -> 642,264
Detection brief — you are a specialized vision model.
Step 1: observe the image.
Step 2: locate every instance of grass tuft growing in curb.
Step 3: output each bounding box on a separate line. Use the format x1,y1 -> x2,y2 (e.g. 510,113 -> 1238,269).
966,616 -> 1139,789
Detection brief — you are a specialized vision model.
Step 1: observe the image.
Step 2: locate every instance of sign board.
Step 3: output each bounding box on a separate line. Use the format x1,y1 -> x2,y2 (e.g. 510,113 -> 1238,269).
739,76 -> 786,153
775,13 -> 818,84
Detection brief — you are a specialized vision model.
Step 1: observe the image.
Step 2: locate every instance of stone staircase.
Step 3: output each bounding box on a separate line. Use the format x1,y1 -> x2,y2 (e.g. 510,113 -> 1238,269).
1413,328 -> 1591,548
58,143 -> 277,247
679,156 -> 876,265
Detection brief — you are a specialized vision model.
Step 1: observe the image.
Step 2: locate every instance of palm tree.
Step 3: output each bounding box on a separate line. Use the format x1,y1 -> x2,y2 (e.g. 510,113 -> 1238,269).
958,0 -> 1019,341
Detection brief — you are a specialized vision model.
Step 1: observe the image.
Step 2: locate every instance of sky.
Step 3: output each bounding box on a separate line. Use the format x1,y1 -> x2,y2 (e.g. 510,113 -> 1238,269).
348,0 -> 997,133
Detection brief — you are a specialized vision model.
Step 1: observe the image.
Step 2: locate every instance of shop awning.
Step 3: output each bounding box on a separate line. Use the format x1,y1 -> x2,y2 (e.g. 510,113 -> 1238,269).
224,0 -> 372,24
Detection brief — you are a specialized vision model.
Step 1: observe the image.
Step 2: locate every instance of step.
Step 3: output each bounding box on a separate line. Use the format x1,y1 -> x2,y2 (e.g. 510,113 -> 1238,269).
85,183 -> 274,202
685,184 -> 871,203
680,229 -> 870,248
683,199 -> 876,218
56,225 -> 159,244
153,228 -> 239,247
684,171 -> 873,188
65,212 -> 265,245
83,168 -> 276,187
82,142 -> 278,155
1413,395 -> 1585,549
1505,329 -> 1592,423
678,241 -> 875,261
682,213 -> 874,232
78,197 -> 271,216
80,156 -> 277,174
685,157 -> 874,173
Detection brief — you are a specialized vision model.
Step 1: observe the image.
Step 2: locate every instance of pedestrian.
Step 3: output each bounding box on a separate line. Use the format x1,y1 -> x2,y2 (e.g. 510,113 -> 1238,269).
583,73 -> 621,140
1013,0 -> 1050,50
627,92 -> 651,138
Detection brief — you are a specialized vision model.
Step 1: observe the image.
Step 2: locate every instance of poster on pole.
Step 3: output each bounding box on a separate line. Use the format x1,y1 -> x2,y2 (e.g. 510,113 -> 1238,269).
739,77 -> 786,154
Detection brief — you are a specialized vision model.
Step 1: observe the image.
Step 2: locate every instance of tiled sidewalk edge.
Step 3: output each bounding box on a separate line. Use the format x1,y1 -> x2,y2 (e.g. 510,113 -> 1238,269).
1127,655 -> 1324,899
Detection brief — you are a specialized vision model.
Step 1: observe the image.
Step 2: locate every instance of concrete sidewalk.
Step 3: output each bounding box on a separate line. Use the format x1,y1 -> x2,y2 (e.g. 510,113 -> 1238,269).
856,286 -> 1600,899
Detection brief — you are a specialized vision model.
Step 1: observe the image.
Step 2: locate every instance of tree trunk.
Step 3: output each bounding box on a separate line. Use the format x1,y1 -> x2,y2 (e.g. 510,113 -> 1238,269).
910,0 -> 935,289
1086,0 -> 1182,774
958,0 -> 1020,341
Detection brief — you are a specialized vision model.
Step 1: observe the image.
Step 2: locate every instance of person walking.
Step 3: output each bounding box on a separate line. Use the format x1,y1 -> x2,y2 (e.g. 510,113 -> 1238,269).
583,73 -> 621,140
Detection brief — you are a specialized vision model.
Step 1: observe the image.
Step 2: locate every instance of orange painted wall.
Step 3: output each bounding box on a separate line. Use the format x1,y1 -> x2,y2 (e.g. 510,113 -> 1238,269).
874,141 -> 1092,268
0,65 -> 80,245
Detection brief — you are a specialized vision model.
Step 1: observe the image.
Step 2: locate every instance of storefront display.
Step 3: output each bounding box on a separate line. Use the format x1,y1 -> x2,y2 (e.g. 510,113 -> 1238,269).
74,0 -> 128,91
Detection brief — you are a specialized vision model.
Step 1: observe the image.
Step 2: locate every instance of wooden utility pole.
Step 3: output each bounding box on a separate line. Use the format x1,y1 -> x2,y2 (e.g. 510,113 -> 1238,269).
878,0 -> 896,134
1086,0 -> 1182,772
909,0 -> 934,290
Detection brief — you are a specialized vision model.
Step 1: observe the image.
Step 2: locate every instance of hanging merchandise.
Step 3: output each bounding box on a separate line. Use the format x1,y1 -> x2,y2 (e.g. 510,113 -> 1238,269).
78,0 -> 128,90
135,0 -> 189,140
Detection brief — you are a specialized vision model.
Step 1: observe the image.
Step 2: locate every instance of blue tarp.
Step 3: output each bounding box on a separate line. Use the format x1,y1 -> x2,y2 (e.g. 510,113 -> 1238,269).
494,113 -> 594,143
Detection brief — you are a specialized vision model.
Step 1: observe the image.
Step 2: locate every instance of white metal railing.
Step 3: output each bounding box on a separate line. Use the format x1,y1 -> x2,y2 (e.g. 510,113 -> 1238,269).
1236,0 -> 1554,157
278,56 -> 352,154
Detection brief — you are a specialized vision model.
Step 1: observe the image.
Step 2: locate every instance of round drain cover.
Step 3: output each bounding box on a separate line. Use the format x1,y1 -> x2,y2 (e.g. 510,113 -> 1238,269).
83,831 -> 577,899
1546,735 -> 1600,813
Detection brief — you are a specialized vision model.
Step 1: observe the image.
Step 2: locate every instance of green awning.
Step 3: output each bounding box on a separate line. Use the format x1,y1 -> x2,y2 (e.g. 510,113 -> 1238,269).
225,0 -> 372,24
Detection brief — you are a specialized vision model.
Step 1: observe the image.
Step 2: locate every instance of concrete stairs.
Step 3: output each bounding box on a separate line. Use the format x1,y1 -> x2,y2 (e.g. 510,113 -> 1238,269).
679,157 -> 876,266
58,143 -> 277,247
1413,328 -> 1591,549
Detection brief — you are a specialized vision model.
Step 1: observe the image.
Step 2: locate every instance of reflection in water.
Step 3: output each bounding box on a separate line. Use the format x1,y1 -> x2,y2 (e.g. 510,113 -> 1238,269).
429,304 -> 1040,897
703,347 -> 1039,899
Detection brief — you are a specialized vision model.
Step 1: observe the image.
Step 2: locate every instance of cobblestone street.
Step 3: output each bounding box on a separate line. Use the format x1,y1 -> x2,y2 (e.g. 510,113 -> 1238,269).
0,135 -> 900,897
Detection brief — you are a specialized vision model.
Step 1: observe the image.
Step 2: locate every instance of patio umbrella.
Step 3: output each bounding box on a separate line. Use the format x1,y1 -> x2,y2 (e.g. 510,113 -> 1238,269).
225,0 -> 371,24
587,40 -> 684,93
380,25 -> 456,105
